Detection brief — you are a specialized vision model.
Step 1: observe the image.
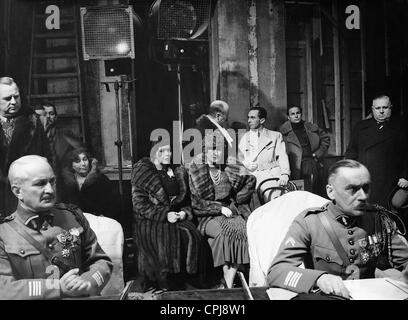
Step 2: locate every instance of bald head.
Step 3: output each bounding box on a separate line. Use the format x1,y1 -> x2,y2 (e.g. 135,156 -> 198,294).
209,100 -> 229,125
9,156 -> 56,212
8,155 -> 52,186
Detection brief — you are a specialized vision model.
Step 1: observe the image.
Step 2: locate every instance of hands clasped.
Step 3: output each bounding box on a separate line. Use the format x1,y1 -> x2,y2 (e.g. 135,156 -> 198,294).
60,268 -> 92,297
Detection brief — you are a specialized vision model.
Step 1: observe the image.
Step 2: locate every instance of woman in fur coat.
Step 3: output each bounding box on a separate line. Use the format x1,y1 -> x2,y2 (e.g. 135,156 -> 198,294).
131,143 -> 203,290
188,131 -> 256,288
60,148 -> 117,219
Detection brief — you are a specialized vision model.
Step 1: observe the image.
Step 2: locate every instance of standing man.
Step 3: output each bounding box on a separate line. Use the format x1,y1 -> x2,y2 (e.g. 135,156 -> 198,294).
345,95 -> 408,206
42,101 -> 83,200
196,100 -> 234,148
239,107 -> 290,204
279,106 -> 330,195
0,77 -> 51,216
0,155 -> 112,299
267,160 -> 408,299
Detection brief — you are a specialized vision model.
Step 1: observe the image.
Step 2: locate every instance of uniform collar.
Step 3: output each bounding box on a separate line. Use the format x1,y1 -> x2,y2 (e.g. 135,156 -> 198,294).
15,203 -> 53,226
327,202 -> 359,227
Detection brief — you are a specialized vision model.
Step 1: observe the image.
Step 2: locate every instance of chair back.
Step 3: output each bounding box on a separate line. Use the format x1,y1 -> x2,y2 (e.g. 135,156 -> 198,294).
247,191 -> 329,286
83,212 -> 125,296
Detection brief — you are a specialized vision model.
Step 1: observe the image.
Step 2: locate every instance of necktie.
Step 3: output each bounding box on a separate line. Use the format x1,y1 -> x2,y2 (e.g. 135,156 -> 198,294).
27,214 -> 54,231
1,118 -> 14,144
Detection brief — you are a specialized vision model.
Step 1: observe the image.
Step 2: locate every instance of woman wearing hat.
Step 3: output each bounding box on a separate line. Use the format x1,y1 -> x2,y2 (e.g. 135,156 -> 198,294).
188,130 -> 256,288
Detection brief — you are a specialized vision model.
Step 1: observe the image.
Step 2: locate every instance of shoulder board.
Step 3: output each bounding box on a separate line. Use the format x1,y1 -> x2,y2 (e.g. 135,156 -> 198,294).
54,202 -> 80,212
0,215 -> 15,224
303,205 -> 328,217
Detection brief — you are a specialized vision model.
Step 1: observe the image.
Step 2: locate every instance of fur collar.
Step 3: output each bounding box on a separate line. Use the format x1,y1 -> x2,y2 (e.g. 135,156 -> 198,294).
132,158 -> 188,206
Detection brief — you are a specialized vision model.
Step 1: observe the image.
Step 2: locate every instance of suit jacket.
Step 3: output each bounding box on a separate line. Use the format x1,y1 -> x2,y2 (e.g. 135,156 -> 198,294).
0,110 -> 51,216
345,117 -> 408,206
267,202 -> 408,294
279,121 -> 330,179
238,128 -> 290,182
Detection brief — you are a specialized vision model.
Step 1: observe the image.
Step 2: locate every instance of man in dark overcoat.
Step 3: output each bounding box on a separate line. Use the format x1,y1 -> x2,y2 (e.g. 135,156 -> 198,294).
0,77 -> 51,216
345,95 -> 408,206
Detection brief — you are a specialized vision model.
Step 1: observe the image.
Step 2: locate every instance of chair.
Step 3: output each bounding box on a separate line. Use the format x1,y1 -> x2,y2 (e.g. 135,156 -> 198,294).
257,177 -> 298,205
83,212 -> 125,296
247,191 -> 329,287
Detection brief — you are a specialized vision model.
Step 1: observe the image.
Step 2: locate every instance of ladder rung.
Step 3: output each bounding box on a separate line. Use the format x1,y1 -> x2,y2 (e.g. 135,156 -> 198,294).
33,52 -> 76,58
34,31 -> 75,39
32,72 -> 78,79
30,93 -> 79,99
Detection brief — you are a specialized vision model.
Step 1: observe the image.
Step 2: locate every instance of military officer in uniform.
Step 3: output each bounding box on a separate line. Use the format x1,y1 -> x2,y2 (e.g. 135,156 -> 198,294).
267,159 -> 408,299
0,155 -> 112,299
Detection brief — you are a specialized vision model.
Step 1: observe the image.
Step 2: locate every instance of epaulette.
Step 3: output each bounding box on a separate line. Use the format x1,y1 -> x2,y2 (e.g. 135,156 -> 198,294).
54,203 -> 86,229
0,215 -> 15,224
303,204 -> 329,217
54,202 -> 80,212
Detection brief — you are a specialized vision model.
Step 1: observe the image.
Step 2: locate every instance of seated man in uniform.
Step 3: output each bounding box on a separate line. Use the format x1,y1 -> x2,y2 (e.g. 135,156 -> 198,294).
267,159 -> 408,299
0,155 -> 112,299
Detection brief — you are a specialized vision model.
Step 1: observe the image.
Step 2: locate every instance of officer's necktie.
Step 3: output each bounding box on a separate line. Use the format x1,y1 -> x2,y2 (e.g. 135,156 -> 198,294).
1,118 -> 15,144
336,215 -> 356,228
27,214 -> 54,231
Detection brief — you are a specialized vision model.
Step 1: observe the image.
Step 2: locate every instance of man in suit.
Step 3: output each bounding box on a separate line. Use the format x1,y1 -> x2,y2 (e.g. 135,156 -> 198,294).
0,77 -> 51,216
196,100 -> 234,147
238,107 -> 290,205
41,101 -> 83,201
345,95 -> 408,206
279,106 -> 330,195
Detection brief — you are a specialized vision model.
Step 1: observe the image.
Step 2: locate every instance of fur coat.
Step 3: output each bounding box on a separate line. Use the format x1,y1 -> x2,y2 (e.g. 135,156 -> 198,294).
188,155 -> 256,236
131,158 -> 201,277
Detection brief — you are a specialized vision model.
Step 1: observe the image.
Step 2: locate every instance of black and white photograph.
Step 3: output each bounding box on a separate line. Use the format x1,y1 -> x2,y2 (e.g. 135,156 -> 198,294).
1,0 -> 408,308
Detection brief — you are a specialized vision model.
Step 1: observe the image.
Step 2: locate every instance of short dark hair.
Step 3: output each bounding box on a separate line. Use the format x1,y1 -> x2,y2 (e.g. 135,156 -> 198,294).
287,106 -> 302,115
249,106 -> 267,120
327,159 -> 366,183
42,101 -> 57,116
65,147 -> 91,171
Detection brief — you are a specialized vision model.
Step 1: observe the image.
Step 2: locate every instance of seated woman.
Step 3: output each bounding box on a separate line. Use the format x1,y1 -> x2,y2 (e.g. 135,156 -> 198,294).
188,131 -> 256,288
131,141 -> 203,290
61,148 -> 117,219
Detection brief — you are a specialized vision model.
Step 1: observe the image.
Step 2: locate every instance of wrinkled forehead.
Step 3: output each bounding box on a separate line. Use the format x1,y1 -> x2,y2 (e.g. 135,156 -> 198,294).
22,162 -> 53,178
288,106 -> 302,114
0,83 -> 19,97
333,166 -> 371,186
43,105 -> 56,113
372,96 -> 391,107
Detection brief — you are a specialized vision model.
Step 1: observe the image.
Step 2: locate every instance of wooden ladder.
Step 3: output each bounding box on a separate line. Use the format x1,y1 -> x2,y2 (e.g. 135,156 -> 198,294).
28,0 -> 85,142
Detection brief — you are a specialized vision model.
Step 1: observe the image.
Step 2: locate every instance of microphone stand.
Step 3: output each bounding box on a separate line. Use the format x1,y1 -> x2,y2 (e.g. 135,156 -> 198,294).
101,78 -> 137,218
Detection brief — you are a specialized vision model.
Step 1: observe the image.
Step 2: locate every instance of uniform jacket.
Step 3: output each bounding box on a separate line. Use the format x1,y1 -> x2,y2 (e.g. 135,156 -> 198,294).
238,128 -> 290,181
267,202 -> 408,294
131,158 -> 201,275
345,117 -> 408,206
0,203 -> 112,300
0,110 -> 51,216
188,155 -> 256,235
279,121 -> 330,179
